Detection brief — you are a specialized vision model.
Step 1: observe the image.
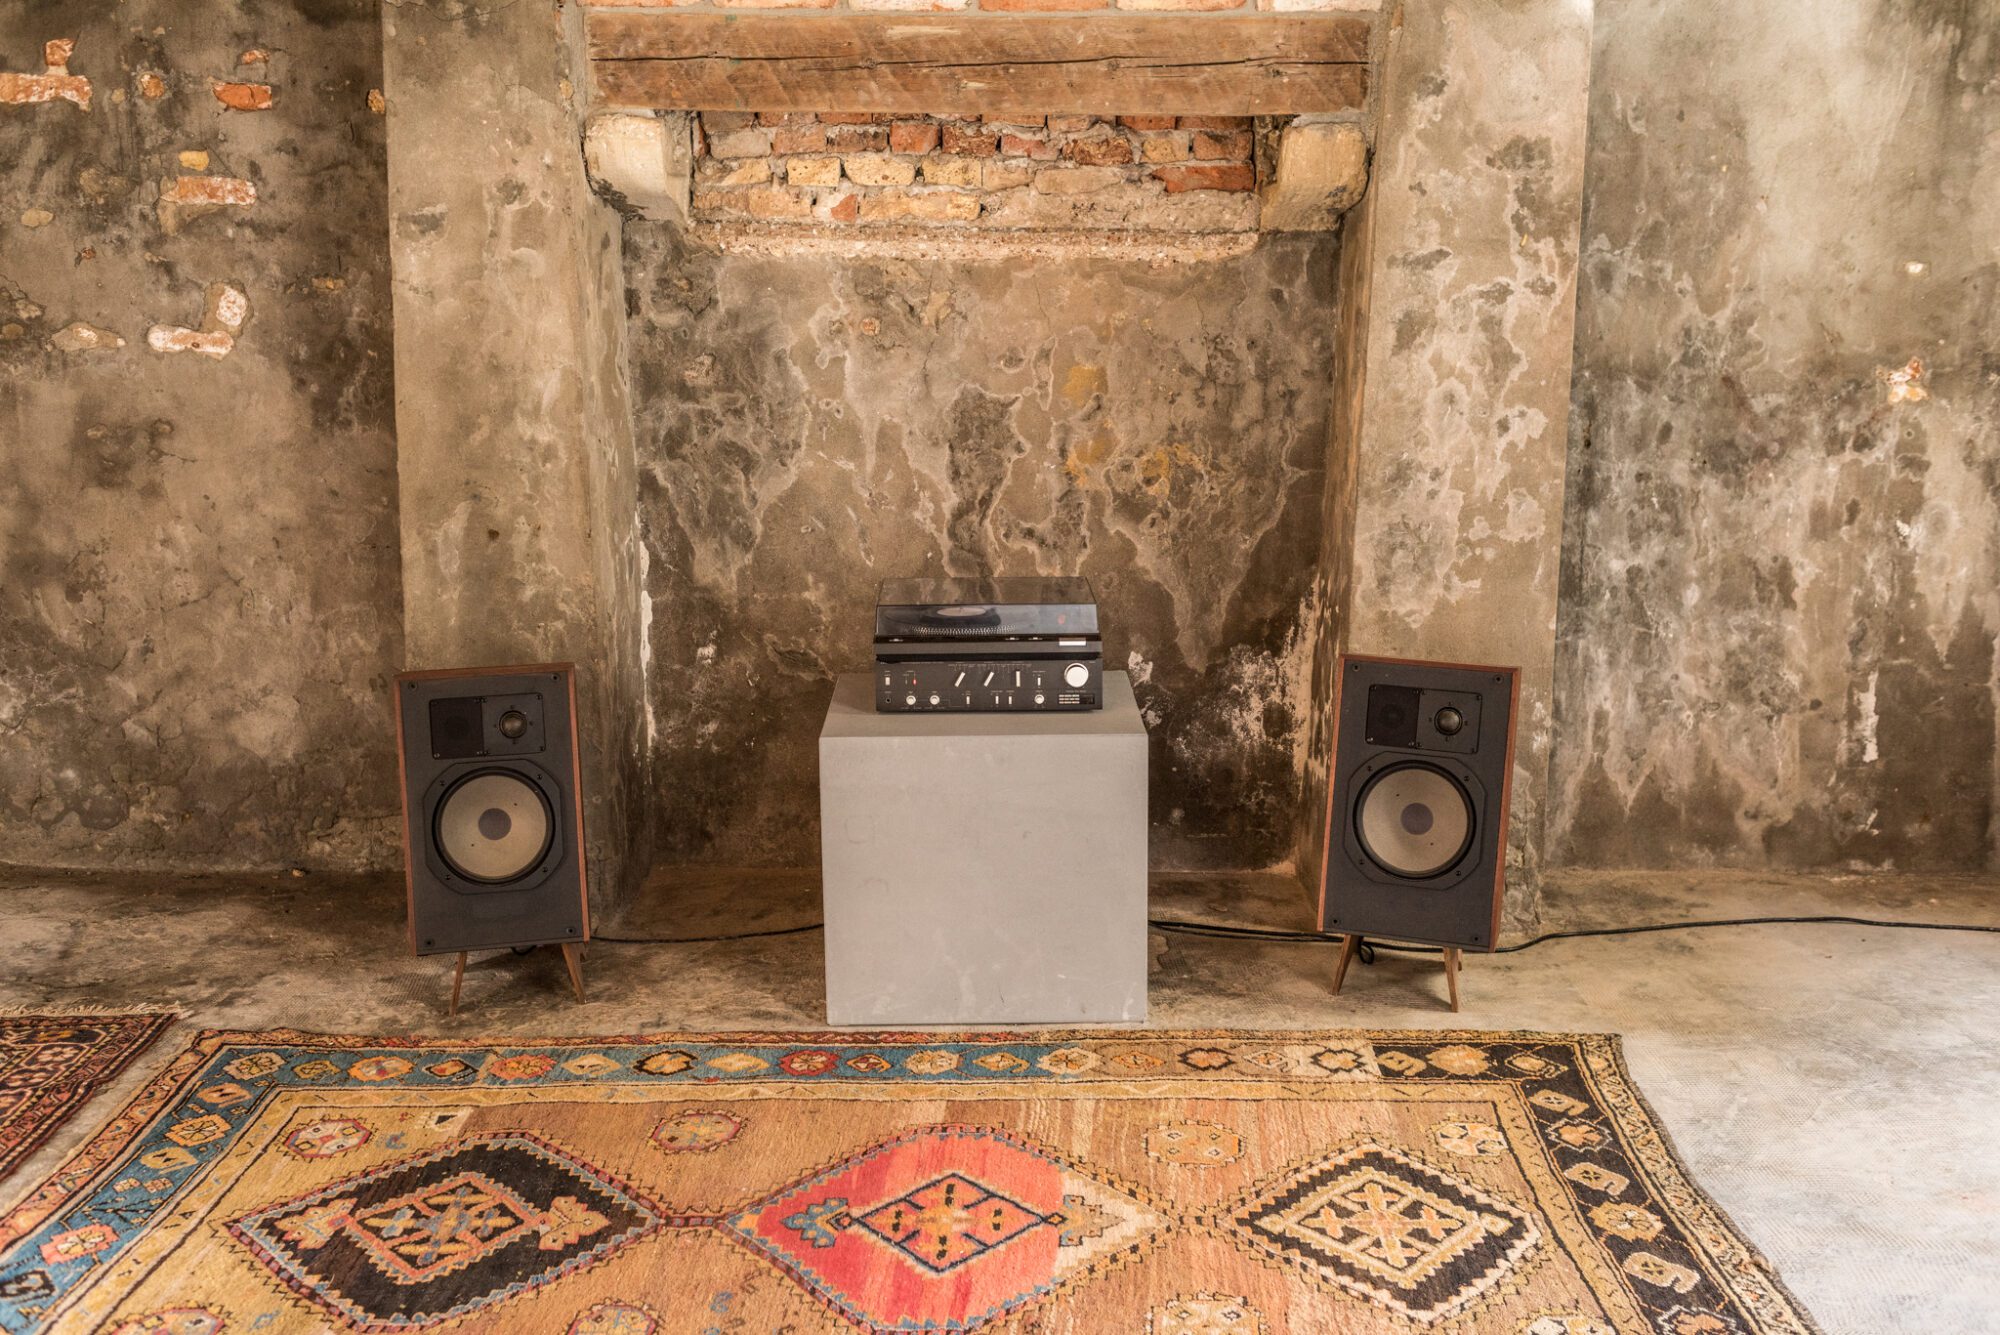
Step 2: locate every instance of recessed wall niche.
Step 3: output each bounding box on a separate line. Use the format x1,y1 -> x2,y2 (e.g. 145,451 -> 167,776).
626,221 -> 1341,871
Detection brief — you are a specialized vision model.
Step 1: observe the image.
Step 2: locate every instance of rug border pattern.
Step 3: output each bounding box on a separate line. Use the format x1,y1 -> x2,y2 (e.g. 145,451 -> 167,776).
0,1008 -> 176,1187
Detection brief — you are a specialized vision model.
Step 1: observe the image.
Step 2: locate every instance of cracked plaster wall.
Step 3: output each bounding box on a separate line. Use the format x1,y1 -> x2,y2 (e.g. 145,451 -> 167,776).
1302,0 -> 1595,933
0,0 -> 401,872
383,0 -> 654,913
626,227 -> 1341,871
12,0 -> 1987,895
1552,0 -> 2000,870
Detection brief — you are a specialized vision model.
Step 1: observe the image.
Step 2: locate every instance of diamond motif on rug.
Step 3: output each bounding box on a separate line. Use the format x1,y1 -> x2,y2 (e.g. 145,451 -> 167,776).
724,1125 -> 1167,1332
853,1172 -> 1051,1272
1226,1140 -> 1540,1323
226,1132 -> 662,1331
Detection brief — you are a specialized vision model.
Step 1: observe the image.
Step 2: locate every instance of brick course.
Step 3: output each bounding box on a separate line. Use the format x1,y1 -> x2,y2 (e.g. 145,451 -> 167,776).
827,123 -> 888,151
771,122 -> 827,153
940,123 -> 1000,156
689,109 -> 1265,231
889,121 -> 940,154
1152,162 -> 1255,192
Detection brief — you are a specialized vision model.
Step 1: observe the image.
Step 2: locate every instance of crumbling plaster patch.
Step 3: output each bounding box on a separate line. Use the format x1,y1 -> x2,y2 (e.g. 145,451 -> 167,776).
1550,0 -> 2000,871
0,4 -> 401,872
0,38 -> 91,110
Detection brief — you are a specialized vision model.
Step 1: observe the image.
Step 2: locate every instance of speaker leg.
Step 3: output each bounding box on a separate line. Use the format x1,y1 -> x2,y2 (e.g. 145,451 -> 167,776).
1331,935 -> 1362,996
560,942 -> 585,1003
449,952 -> 467,1017
1443,947 -> 1461,1013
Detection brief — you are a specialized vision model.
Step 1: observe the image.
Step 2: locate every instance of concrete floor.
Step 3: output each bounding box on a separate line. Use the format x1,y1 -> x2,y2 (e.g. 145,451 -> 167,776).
1,864 -> 1995,1334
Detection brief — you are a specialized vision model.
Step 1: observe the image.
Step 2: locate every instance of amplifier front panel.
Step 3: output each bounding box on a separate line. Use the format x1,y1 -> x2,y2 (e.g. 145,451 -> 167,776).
876,657 -> 1102,712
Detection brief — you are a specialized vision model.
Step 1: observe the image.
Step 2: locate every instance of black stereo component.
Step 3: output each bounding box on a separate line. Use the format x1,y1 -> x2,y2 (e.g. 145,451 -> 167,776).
394,663 -> 588,956
874,576 -> 1102,712
1314,654 -> 1519,950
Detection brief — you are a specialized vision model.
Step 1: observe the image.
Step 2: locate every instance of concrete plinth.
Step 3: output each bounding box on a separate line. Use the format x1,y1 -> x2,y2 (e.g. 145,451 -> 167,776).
819,672 -> 1148,1026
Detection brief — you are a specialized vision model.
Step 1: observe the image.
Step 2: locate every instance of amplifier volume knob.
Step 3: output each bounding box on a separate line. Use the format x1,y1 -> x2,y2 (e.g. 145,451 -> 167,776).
928,693 -> 941,705
905,693 -> 917,706
1034,693 -> 1045,706
1063,662 -> 1090,689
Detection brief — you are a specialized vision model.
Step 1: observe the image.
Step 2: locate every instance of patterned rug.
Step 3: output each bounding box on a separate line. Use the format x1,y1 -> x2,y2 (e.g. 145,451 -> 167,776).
0,1030 -> 1819,1334
0,1009 -> 173,1187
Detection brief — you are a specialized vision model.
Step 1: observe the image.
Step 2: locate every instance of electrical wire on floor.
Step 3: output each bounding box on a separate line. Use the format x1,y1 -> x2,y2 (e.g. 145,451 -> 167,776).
590,923 -> 826,946
590,915 -> 2000,949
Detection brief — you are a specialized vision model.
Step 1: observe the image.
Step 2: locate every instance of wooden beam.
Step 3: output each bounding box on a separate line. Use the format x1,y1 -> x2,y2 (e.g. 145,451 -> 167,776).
587,14 -> 1371,117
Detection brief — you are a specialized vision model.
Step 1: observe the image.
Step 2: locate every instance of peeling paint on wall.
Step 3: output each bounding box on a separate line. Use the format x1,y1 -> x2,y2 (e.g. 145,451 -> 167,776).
146,281 -> 248,357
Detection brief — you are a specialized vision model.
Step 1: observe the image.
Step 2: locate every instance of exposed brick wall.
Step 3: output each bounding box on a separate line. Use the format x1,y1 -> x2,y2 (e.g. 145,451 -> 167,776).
0,5 -> 404,873
692,112 -> 1264,231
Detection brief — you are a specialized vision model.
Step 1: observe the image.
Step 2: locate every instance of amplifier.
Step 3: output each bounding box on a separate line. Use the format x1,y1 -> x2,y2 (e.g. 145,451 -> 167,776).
874,577 -> 1103,713
876,648 -> 1103,712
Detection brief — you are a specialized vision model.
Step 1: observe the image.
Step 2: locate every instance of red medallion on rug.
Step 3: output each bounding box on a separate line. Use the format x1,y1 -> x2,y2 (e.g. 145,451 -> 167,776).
726,1125 -> 1167,1331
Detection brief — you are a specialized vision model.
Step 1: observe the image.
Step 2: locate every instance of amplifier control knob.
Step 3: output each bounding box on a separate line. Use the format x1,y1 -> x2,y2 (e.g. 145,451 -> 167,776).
905,693 -> 917,706
1063,662 -> 1090,689
928,693 -> 941,705
1034,693 -> 1045,705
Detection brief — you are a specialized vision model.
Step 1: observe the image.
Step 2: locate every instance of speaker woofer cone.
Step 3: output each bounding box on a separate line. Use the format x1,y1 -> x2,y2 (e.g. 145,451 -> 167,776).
1355,762 -> 1474,880
434,770 -> 553,884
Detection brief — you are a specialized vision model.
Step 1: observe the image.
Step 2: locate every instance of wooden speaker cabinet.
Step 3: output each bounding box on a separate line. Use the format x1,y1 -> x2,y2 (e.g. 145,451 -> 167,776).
394,664 -> 589,1009
1315,654 -> 1519,957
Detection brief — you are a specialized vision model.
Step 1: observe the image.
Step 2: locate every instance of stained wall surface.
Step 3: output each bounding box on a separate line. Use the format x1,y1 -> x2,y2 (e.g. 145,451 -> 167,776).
1552,0 -> 2000,870
1299,0 -> 1595,933
625,227 -> 1340,870
382,0 -> 654,912
0,2 -> 402,872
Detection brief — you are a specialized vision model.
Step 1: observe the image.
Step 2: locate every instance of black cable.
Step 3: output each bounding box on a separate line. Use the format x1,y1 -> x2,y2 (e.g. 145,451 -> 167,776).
590,914 -> 1997,949
590,923 -> 825,945
1489,914 -> 2000,952
1148,914 -> 2000,955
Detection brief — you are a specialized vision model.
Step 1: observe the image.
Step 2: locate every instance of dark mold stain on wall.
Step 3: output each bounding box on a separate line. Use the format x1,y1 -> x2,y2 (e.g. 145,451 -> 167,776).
0,1 -> 401,871
625,227 -> 1340,870
1551,0 -> 2000,870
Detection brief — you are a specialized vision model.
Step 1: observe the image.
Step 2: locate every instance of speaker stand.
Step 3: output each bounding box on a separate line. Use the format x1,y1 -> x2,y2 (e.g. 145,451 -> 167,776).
444,943 -> 586,1016
560,941 -> 586,1003
1330,935 -> 1464,1013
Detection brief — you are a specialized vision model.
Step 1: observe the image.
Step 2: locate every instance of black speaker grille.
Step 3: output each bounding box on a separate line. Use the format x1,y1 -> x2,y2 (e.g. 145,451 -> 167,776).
427,696 -> 486,760
1364,684 -> 1421,747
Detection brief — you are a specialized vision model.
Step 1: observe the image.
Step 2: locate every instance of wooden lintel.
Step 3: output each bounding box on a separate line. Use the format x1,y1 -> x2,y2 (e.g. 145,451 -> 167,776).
587,14 -> 1371,117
